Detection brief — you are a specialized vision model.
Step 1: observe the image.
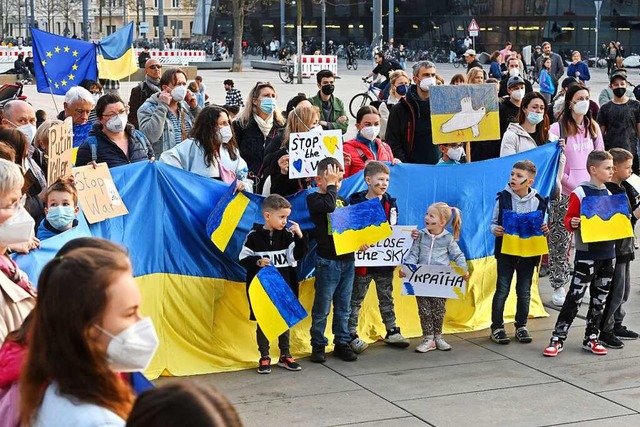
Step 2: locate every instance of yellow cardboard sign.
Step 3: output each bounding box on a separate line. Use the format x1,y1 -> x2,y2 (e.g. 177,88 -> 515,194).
72,163 -> 128,224
47,118 -> 73,185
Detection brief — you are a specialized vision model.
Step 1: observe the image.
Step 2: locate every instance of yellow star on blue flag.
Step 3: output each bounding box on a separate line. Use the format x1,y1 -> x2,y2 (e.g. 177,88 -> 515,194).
31,27 -> 97,96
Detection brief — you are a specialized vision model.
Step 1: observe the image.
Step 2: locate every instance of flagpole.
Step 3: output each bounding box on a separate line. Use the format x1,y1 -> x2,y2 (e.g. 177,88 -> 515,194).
47,86 -> 60,114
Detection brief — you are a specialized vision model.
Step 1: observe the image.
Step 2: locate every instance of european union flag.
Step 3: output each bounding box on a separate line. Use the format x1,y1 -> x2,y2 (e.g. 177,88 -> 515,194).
31,27 -> 97,96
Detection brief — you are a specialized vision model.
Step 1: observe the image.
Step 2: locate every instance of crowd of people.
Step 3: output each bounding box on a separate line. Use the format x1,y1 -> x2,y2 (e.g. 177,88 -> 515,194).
1,40 -> 640,424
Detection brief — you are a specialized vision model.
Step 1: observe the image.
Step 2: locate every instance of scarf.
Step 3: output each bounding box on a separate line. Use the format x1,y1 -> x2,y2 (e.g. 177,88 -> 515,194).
146,75 -> 161,92
253,113 -> 273,138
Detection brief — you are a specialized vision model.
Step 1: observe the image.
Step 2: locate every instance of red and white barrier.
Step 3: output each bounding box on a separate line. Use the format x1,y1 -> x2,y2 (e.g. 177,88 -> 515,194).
294,55 -> 338,78
0,47 -> 207,65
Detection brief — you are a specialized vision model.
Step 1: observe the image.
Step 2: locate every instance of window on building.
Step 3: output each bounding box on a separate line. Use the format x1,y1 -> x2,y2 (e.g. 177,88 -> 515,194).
172,0 -> 179,7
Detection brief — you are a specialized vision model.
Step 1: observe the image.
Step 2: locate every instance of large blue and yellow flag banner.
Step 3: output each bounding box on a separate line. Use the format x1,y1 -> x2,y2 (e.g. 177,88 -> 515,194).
15,143 -> 561,378
31,27 -> 97,95
249,265 -> 308,341
329,197 -> 392,255
96,22 -> 138,80
501,210 -> 549,257
580,193 -> 633,243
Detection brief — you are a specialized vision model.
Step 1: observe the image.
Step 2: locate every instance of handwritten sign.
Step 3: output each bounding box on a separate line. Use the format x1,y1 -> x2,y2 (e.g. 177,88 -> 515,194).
355,225 -> 416,267
72,163 -> 128,224
47,118 -> 73,184
400,264 -> 466,299
288,129 -> 344,178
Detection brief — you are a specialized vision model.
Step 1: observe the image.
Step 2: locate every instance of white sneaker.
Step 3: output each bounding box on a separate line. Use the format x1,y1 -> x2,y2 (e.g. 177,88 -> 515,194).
415,337 -> 436,353
434,336 -> 452,351
552,287 -> 566,307
349,336 -> 368,354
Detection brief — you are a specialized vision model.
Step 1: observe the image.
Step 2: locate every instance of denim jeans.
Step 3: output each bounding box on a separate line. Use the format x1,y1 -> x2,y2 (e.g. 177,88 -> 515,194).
310,256 -> 355,347
491,255 -> 539,330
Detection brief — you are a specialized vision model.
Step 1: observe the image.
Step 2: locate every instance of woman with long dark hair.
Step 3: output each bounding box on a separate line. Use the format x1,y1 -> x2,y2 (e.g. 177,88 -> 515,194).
500,91 -> 551,156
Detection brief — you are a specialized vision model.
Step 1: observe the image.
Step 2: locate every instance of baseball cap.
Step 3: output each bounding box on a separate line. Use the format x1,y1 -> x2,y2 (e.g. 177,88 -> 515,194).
463,49 -> 476,56
610,71 -> 628,83
561,77 -> 580,89
507,76 -> 525,88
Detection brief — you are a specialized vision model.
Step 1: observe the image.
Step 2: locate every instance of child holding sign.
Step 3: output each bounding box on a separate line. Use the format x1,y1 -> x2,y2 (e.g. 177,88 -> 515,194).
37,177 -> 79,241
239,195 -> 308,374
402,202 -> 469,353
490,160 -> 549,345
347,161 -> 408,353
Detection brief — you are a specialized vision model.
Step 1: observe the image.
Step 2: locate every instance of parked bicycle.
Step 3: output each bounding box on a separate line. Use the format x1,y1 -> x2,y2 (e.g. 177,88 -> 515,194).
349,79 -> 383,118
279,61 -> 295,84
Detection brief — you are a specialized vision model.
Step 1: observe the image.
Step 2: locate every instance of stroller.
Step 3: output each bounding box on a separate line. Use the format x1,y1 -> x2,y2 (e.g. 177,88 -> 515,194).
0,83 -> 26,114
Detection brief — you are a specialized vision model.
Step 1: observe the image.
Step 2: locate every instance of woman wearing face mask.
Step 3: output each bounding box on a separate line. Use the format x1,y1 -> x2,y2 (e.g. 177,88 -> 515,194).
159,106 -> 250,192
387,70 -> 411,105
76,94 -> 155,168
137,68 -> 202,157
20,246 -> 159,426
0,159 -> 37,343
500,92 -> 552,156
546,85 -> 603,306
343,105 -> 398,177
233,82 -> 285,193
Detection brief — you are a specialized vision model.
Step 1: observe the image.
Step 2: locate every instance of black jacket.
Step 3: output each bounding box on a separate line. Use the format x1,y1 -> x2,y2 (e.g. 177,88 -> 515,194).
268,147 -> 310,197
307,185 -> 354,261
239,223 -> 308,320
233,117 -> 282,184
128,81 -> 160,129
76,125 -> 154,168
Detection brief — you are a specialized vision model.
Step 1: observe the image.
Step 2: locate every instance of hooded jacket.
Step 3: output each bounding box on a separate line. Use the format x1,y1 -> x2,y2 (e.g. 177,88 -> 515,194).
500,122 -> 540,156
404,228 -> 467,272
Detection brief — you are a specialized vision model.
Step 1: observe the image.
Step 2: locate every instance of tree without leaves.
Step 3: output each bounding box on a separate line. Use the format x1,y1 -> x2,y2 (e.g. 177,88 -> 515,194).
229,0 -> 270,72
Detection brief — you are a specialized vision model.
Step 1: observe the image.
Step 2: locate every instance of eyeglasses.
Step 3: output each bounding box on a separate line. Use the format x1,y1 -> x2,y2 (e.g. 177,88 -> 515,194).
147,65 -> 162,70
102,107 -> 130,119
0,194 -> 26,211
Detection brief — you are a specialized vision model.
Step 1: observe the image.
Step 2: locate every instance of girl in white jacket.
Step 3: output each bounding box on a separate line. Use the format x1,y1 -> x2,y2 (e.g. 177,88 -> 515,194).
500,92 -> 550,157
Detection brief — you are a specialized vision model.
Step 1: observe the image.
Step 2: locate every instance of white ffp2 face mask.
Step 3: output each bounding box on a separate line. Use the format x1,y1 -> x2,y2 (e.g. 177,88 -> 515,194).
509,68 -> 520,77
573,100 -> 590,116
96,317 -> 159,373
171,85 -> 187,102
446,146 -> 464,161
360,126 -> 380,141
217,125 -> 233,144
0,206 -> 34,246
419,77 -> 436,91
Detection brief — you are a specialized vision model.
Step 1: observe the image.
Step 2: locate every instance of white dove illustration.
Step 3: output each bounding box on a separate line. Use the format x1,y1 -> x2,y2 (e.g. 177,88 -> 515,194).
440,97 -> 487,138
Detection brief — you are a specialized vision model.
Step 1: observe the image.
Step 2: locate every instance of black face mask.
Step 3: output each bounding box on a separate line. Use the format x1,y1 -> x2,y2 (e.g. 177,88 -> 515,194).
613,87 -> 626,98
321,84 -> 335,96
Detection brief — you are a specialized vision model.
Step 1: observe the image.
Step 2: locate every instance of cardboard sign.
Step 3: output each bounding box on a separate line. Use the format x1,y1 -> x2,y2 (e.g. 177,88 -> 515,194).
355,225 -> 416,267
288,129 -> 344,178
47,118 -> 73,185
400,264 -> 466,299
329,198 -> 392,255
72,163 -> 128,224
580,193 -> 633,243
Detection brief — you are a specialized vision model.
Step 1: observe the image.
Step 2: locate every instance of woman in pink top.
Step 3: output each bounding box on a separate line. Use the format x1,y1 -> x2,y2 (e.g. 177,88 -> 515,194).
547,85 -> 604,307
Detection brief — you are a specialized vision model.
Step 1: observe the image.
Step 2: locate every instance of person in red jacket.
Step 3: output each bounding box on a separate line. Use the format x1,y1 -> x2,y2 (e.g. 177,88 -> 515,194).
343,106 -> 399,177
0,313 -> 32,426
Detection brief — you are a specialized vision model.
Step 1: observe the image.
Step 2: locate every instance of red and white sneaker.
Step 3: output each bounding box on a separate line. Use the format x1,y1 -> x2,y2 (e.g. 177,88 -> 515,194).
543,337 -> 564,357
583,335 -> 607,355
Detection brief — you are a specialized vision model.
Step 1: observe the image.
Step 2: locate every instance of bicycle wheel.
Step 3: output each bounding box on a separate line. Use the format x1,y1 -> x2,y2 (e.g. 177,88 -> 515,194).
453,58 -> 461,68
353,58 -> 358,70
346,58 -> 352,70
349,93 -> 374,118
279,65 -> 292,84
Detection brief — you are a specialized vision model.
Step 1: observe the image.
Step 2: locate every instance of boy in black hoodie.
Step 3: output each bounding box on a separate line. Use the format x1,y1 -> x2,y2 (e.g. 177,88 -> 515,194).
239,194 -> 308,374
347,161 -> 409,353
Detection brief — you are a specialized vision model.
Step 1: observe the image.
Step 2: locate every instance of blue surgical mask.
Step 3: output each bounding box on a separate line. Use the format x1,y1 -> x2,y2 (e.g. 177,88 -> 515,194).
395,84 -> 409,96
259,97 -> 276,115
46,206 -> 76,230
527,112 -> 544,125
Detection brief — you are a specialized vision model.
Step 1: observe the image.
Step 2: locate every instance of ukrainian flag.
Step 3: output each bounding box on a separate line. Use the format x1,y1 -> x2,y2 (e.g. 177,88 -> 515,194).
249,266 -> 307,341
206,180 -> 250,252
330,198 -> 392,255
15,143 -> 561,378
580,193 -> 633,243
501,210 -> 549,257
96,22 -> 138,81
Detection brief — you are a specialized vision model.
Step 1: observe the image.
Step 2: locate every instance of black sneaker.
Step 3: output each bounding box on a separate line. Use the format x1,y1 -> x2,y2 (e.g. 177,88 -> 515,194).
278,354 -> 302,371
614,325 -> 640,340
310,346 -> 326,363
333,343 -> 358,361
600,332 -> 624,349
490,327 -> 510,344
515,326 -> 532,343
257,356 -> 271,374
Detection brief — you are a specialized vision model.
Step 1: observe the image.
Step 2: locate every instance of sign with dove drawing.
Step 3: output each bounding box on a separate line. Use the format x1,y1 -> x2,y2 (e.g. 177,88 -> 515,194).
429,83 -> 500,144
288,129 -> 344,178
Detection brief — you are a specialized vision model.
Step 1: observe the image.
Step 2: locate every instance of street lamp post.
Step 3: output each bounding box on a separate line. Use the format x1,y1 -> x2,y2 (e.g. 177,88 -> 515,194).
594,0 -> 602,62
280,0 -> 285,46
296,0 -> 302,84
82,0 -> 89,40
321,0 -> 325,54
389,0 -> 394,42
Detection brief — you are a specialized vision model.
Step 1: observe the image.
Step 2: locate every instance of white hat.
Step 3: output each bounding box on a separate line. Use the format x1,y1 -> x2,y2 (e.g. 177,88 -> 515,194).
463,49 -> 476,56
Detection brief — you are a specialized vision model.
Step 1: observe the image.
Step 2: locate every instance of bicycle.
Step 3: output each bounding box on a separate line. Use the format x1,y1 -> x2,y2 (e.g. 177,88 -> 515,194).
279,61 -> 295,84
346,56 -> 358,70
453,56 -> 465,68
349,79 -> 382,118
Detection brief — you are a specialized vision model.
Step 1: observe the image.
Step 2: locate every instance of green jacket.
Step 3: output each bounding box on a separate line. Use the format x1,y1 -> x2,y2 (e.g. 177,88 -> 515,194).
309,92 -> 349,134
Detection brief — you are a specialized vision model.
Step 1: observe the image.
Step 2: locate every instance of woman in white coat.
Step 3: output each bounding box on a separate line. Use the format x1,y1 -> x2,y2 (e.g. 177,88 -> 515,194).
500,91 -> 551,156
160,105 -> 252,192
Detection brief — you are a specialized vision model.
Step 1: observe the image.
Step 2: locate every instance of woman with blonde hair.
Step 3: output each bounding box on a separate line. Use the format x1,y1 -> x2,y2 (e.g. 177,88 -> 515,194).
466,67 -> 485,84
387,70 -> 411,105
32,119 -> 63,176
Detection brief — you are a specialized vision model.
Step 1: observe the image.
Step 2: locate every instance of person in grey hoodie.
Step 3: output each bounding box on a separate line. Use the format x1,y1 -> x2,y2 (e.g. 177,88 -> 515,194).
490,160 -> 548,345
403,202 -> 468,354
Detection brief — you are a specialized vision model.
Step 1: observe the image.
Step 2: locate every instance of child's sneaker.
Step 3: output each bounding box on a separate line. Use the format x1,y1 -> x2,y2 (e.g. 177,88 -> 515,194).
583,335 -> 607,355
415,337 -> 436,353
278,355 -> 302,371
490,327 -> 510,344
257,356 -> 271,374
384,327 -> 410,348
515,326 -> 532,343
552,287 -> 566,307
614,325 -> 640,340
434,336 -> 452,351
599,332 -> 624,349
543,337 -> 563,357
310,346 -> 326,363
349,334 -> 368,354
334,343 -> 358,361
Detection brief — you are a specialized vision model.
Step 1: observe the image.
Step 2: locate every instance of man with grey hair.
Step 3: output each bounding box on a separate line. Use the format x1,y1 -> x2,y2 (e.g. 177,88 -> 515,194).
386,61 -> 439,164
59,86 -> 95,126
2,100 -> 36,143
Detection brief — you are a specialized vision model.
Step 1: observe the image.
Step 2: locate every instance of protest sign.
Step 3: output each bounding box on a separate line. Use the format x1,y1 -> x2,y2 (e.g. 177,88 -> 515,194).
355,225 -> 416,266
330,198 -> 392,255
72,163 -> 128,223
580,193 -> 633,243
288,129 -> 344,178
400,264 -> 466,299
47,118 -> 73,185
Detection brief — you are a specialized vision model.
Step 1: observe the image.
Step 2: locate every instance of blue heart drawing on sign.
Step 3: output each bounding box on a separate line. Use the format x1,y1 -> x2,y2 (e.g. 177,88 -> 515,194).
293,159 -> 303,173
